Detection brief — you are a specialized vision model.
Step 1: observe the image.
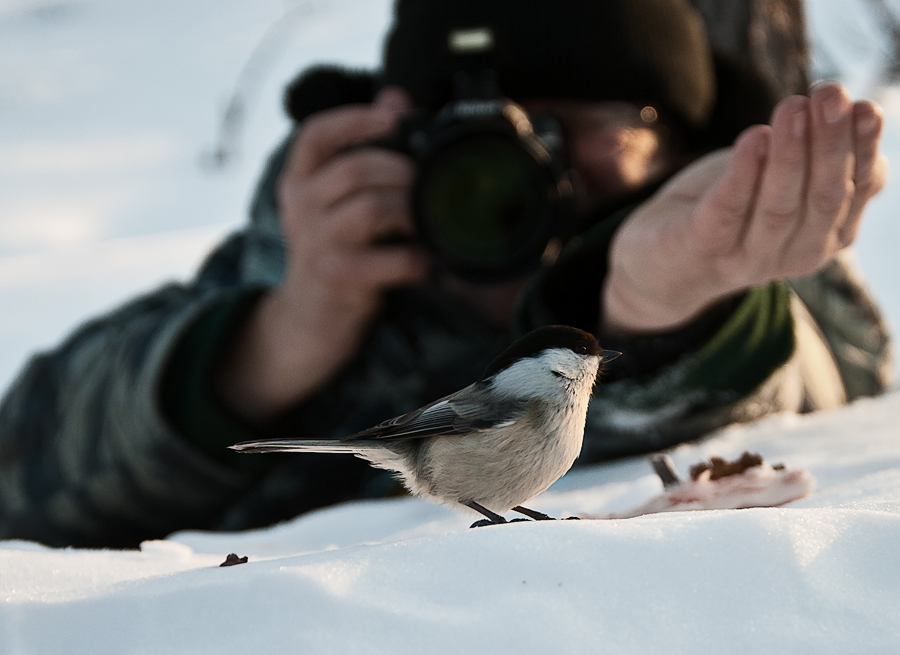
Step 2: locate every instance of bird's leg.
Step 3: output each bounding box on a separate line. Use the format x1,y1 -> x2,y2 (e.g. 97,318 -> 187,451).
512,505 -> 554,521
466,501 -> 507,528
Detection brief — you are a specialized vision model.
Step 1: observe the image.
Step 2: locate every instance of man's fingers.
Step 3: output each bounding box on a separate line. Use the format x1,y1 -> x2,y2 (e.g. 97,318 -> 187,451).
691,125 -> 769,255
314,149 -> 414,210
373,85 -> 415,114
799,83 -> 856,260
355,246 -> 431,288
317,246 -> 430,293
323,190 -> 413,245
286,104 -> 401,177
841,100 -> 888,246
743,96 -> 809,261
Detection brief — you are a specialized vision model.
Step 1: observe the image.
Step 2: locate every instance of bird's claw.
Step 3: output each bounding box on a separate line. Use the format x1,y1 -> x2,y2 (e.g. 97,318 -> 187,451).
470,515 -> 580,527
511,505 -> 555,521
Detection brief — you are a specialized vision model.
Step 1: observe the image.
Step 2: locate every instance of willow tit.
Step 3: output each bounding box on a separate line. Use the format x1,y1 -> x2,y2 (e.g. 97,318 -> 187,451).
231,325 -> 614,526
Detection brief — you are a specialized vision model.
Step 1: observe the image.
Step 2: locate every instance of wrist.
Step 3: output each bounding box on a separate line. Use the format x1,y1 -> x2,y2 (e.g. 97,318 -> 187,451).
215,289 -> 361,423
601,273 -> 709,336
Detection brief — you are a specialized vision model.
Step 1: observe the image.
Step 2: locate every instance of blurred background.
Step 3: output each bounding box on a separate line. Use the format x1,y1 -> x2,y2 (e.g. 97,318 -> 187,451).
1,0 -> 899,394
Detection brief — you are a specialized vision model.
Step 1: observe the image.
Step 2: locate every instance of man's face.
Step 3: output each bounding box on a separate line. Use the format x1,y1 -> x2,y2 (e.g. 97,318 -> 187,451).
524,99 -> 679,213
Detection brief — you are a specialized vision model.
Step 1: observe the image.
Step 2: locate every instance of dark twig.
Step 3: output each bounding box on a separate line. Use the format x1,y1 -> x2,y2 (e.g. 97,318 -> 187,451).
204,1 -> 320,169
865,0 -> 900,84
650,454 -> 682,489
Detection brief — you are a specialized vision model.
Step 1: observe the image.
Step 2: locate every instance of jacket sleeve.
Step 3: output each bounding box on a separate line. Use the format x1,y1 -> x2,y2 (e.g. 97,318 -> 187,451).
0,234 -> 266,548
787,248 -> 894,400
515,210 -> 894,463
0,137 -> 298,548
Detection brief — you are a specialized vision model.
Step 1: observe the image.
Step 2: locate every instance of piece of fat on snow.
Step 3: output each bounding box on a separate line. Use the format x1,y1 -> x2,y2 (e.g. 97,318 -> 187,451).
579,452 -> 815,520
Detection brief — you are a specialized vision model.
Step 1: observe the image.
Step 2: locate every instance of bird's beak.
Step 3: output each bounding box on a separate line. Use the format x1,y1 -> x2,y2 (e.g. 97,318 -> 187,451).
601,349 -> 622,363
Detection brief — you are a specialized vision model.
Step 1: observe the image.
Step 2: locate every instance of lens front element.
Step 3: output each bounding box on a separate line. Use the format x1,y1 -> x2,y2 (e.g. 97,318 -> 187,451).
419,135 -> 550,276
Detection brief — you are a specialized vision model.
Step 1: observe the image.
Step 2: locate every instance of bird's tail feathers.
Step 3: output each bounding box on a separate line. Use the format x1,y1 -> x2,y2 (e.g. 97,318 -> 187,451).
229,439 -> 362,454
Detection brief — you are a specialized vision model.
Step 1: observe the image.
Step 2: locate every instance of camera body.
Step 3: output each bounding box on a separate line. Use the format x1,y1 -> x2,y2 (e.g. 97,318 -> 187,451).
377,83 -> 576,282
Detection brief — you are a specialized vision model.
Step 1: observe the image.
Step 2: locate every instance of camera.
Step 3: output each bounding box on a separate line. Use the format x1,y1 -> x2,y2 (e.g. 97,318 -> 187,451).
376,72 -> 576,282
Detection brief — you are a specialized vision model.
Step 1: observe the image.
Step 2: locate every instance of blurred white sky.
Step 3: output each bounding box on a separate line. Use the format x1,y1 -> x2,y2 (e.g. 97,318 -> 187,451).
0,0 -> 899,393
0,0 -> 393,390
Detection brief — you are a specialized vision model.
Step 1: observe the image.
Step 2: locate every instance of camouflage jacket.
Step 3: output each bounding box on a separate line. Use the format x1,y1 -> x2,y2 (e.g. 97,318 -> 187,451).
0,139 -> 892,547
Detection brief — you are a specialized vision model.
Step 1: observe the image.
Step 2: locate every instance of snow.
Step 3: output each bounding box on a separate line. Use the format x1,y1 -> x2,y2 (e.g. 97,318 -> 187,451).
2,0 -> 900,652
3,392 -> 900,653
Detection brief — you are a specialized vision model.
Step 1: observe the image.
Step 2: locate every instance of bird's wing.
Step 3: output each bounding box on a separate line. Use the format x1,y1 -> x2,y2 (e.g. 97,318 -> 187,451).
229,385 -> 526,454
343,383 -> 526,442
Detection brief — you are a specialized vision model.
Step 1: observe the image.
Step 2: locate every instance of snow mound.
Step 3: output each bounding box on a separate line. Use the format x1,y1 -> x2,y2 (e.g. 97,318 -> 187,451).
3,391 -> 900,653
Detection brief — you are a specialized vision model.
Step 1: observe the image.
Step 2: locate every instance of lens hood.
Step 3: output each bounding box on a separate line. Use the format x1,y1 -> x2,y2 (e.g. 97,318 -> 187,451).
393,98 -> 574,281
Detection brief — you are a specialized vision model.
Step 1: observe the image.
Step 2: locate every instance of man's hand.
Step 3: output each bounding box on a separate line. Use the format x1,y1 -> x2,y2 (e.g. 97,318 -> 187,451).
603,82 -> 888,335
217,88 -> 429,422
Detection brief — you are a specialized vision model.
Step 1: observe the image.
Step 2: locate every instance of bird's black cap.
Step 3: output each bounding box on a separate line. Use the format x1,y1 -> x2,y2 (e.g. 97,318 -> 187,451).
482,325 -> 601,379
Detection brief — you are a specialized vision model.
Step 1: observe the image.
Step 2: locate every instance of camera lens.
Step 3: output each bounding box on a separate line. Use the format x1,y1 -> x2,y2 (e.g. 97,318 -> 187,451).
417,134 -> 551,275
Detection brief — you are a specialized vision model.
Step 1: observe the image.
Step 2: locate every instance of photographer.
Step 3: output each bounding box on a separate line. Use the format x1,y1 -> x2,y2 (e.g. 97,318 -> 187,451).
0,0 -> 891,547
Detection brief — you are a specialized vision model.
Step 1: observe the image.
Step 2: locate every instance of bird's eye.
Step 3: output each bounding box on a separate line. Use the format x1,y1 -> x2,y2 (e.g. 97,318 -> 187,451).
551,370 -> 564,378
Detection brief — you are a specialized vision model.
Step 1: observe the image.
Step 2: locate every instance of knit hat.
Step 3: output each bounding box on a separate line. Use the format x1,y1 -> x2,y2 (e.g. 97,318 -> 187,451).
382,0 -> 717,128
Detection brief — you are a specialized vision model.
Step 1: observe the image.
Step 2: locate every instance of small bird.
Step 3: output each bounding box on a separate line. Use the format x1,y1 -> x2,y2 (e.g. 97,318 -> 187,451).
231,325 -> 614,527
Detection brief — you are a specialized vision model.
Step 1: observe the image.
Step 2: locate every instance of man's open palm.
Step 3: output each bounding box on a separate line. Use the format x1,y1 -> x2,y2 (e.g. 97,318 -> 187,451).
603,82 -> 888,334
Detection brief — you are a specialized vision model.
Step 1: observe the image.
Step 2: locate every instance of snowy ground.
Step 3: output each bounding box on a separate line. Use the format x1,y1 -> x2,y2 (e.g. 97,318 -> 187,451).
1,0 -> 900,393
3,393 -> 900,653
2,0 -> 900,652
